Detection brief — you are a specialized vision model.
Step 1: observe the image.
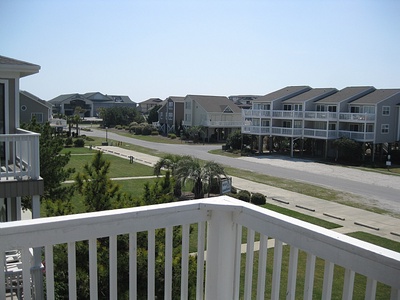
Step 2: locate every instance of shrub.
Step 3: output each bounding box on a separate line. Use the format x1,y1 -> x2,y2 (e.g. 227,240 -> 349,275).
142,125 -> 154,135
134,126 -> 143,135
237,190 -> 251,202
73,138 -> 85,147
65,137 -> 73,147
151,131 -> 159,136
115,125 -> 122,130
168,133 -> 177,139
251,192 -> 266,205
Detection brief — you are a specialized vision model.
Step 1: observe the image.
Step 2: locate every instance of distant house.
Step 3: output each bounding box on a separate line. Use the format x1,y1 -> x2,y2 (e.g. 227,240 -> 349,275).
182,95 -> 242,142
49,92 -> 136,117
158,96 -> 185,135
137,98 -> 164,115
228,95 -> 261,109
19,90 -> 52,124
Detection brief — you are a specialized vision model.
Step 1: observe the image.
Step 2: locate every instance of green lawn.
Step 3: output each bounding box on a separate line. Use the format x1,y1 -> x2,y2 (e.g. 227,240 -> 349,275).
65,152 -> 156,179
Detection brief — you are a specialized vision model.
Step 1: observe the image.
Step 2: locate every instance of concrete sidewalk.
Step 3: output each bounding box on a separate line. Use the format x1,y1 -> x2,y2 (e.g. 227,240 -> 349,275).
94,145 -> 400,242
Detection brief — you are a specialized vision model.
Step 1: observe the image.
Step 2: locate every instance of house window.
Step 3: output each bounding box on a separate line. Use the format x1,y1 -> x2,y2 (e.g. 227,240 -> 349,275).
349,124 -> 359,132
21,105 -> 27,111
252,119 -> 260,126
327,105 -> 337,112
294,120 -> 302,128
261,119 -> 269,126
283,121 -> 292,128
168,102 -> 173,108
381,124 -> 389,134
350,106 -> 360,113
185,102 -> 191,109
262,104 -> 270,110
184,114 -> 191,122
363,106 -> 375,114
31,112 -> 43,123
168,112 -> 173,121
328,123 -> 336,130
283,104 -> 292,111
316,105 -> 324,111
366,124 -> 374,132
382,106 -> 390,116
293,104 -> 302,111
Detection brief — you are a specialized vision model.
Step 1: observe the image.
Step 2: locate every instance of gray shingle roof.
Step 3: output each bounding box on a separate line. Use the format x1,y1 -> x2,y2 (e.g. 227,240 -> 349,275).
350,89 -> 400,105
20,90 -> 52,108
315,86 -> 375,104
187,95 -> 241,113
282,88 -> 337,103
0,55 -> 40,77
254,86 -> 311,103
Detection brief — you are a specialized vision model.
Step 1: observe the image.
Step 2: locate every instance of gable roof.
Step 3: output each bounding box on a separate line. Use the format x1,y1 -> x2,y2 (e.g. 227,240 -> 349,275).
254,86 -> 311,103
49,92 -> 134,105
282,88 -> 337,104
20,90 -> 52,109
167,96 -> 185,103
316,86 -> 376,104
0,55 -> 40,77
349,89 -> 400,105
187,95 -> 241,113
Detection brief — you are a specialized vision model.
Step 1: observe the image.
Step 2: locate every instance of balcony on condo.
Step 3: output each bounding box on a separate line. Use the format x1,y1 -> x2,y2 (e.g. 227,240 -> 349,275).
2,196 -> 399,299
0,128 -> 40,181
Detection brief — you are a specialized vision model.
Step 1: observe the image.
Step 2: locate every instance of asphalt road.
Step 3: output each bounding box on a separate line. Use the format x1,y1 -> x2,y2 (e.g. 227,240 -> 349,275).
85,128 -> 400,213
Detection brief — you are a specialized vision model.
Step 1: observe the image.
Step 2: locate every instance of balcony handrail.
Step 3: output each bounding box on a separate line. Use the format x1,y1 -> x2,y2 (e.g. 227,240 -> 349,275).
0,128 -> 40,180
1,197 -> 399,299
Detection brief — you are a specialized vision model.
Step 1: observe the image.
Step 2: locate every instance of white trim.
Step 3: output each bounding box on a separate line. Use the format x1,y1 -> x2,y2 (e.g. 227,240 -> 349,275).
15,78 -> 20,127
0,79 -> 9,133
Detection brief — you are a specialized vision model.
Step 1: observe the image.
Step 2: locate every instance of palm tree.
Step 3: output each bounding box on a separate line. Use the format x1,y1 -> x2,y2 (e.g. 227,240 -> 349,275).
154,154 -> 191,197
174,156 -> 227,199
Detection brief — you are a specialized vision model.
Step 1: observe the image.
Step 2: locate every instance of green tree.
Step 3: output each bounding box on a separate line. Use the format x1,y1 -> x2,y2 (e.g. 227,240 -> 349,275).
226,129 -> 242,150
332,137 -> 362,163
99,106 -> 144,128
174,156 -> 227,199
74,151 -> 120,211
154,154 -> 193,197
147,104 -> 162,124
21,119 -> 75,214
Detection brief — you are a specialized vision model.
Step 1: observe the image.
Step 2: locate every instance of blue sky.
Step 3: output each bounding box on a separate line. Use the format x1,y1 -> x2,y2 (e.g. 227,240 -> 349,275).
1,0 -> 399,102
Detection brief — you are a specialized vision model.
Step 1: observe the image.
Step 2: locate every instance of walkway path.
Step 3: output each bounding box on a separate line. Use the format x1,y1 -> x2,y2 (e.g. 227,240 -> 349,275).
93,145 -> 400,243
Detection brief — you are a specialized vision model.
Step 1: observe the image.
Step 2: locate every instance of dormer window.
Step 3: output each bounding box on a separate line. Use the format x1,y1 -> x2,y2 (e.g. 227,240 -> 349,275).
223,107 -> 233,113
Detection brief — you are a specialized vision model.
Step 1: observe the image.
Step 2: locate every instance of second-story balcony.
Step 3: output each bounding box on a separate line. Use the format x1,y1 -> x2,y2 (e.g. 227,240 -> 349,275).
0,128 -> 40,181
339,113 -> 376,122
338,131 -> 375,142
1,197 -> 399,299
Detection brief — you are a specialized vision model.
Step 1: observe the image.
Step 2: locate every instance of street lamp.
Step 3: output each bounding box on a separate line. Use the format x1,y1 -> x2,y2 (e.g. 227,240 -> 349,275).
106,127 -> 108,144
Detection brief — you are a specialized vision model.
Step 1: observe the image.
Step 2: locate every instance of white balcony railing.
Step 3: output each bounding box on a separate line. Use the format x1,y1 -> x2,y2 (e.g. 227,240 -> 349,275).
304,111 -> 338,120
339,113 -> 376,122
338,131 -> 375,141
303,129 -> 339,139
242,125 -> 271,135
242,110 -> 271,118
201,120 -> 244,127
0,128 -> 40,180
2,197 -> 399,299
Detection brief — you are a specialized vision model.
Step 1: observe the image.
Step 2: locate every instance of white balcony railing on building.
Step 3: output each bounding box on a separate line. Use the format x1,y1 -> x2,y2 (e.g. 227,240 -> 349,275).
3,197 -> 399,299
242,110 -> 271,118
272,111 -> 304,119
242,125 -> 271,135
338,131 -> 375,141
304,111 -> 338,120
339,113 -> 376,122
0,128 -> 40,180
303,129 -> 339,139
201,120 -> 244,127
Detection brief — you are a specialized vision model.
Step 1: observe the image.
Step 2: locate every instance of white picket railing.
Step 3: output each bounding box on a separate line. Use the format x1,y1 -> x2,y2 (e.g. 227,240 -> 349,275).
0,128 -> 40,180
1,197 -> 400,299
